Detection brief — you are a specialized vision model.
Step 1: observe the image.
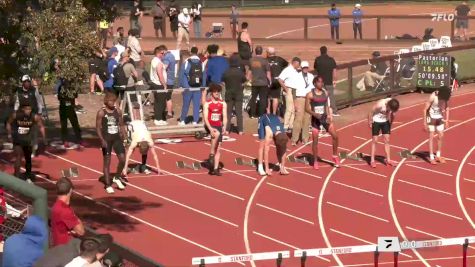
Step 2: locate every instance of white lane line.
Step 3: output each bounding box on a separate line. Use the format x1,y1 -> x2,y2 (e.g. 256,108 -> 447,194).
353,136 -> 408,150
266,182 -> 315,199
290,167 -> 323,179
253,231 -> 330,262
343,164 -> 387,178
456,146 -> 475,232
0,159 -> 243,265
468,163 -> 475,167
467,197 -> 475,202
330,228 -> 412,258
44,151 -> 241,228
464,178 -> 475,183
397,200 -> 463,221
320,141 -> 351,152
398,179 -> 453,196
332,181 -> 383,197
256,203 -> 314,225
329,255 -> 475,267
326,202 -> 389,223
405,164 -> 453,177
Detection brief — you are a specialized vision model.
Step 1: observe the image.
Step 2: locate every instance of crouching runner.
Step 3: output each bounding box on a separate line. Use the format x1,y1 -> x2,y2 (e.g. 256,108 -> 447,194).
257,114 -> 289,176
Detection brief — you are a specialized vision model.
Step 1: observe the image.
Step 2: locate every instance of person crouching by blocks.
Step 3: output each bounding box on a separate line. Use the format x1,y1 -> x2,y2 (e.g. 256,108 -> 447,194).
257,114 -> 289,176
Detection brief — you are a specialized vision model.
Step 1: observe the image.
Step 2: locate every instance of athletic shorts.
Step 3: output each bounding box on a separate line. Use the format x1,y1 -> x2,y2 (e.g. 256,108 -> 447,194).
312,114 -> 330,132
88,58 -> 101,74
456,19 -> 469,29
268,86 -> 281,99
427,116 -> 445,132
166,85 -> 175,101
372,121 -> 391,136
153,17 -> 163,30
102,138 -> 125,156
206,126 -> 223,143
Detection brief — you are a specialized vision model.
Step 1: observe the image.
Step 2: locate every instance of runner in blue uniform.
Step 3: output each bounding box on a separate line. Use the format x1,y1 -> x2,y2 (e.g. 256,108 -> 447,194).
257,114 -> 289,176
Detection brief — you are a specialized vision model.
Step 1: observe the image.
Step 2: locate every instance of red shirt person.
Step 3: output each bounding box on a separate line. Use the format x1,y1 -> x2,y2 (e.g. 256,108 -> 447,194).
51,177 -> 85,246
203,83 -> 228,176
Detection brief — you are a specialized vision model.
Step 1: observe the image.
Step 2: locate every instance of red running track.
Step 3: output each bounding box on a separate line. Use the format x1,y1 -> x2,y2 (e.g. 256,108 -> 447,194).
1,90 -> 475,267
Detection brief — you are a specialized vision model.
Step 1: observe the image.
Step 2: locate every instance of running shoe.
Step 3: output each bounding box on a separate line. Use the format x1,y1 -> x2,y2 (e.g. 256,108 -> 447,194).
113,177 -> 126,190
436,157 -> 446,164
258,168 -> 267,176
385,159 -> 398,167
209,169 -> 222,176
313,161 -> 319,170
370,161 -> 377,168
332,156 -> 341,168
143,168 -> 152,175
105,186 -> 115,194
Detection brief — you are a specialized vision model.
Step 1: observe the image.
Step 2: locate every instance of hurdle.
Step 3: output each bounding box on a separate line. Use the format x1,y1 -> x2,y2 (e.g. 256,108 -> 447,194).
192,251 -> 290,266
124,88 -> 208,139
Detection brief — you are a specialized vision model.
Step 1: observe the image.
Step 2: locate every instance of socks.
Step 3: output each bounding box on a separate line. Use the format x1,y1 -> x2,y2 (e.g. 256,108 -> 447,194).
142,154 -> 147,165
430,153 -> 435,160
436,151 -> 441,157
258,163 -> 264,172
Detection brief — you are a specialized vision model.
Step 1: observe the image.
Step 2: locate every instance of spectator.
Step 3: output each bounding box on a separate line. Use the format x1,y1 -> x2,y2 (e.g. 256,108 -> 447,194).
223,53 -> 247,134
113,38 -> 125,62
117,51 -> 138,110
130,0 -> 143,38
98,20 -> 111,49
34,234 -> 112,267
64,235 -> 112,267
455,1 -> 471,41
266,47 -> 288,115
179,48 -> 203,125
361,51 -> 387,91
88,50 -> 105,95
248,46 -> 271,118
2,215 -> 47,267
230,4 -> 239,40
152,0 -> 166,38
127,29 -> 144,69
113,27 -> 125,43
422,27 -> 435,42
177,8 -> 192,50
51,177 -> 85,246
203,44 -> 230,103
278,57 -> 302,131
352,4 -> 363,40
328,3 -> 341,40
163,49 -> 177,119
150,45 -> 169,126
291,61 -> 313,146
237,22 -> 252,64
58,80 -> 84,148
167,0 -> 180,39
103,47 -> 118,92
314,46 -> 339,116
191,2 -> 202,38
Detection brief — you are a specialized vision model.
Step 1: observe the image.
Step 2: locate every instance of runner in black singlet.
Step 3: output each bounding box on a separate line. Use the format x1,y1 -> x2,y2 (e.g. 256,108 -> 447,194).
96,93 -> 126,194
7,103 -> 46,182
237,22 -> 252,65
305,76 -> 340,170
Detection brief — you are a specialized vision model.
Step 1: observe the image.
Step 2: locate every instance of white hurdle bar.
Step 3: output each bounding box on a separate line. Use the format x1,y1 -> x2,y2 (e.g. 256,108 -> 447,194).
192,251 -> 290,265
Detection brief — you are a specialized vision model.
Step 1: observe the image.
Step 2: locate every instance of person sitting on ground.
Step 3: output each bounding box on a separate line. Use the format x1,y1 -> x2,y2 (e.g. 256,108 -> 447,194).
422,27 -> 435,42
357,51 -> 387,91
257,113 -> 289,176
122,106 -> 161,176
3,215 -> 48,267
64,235 -> 112,267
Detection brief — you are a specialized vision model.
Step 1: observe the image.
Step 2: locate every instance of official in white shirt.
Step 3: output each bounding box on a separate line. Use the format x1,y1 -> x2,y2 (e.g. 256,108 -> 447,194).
177,8 -> 192,50
278,57 -> 302,131
291,61 -> 314,145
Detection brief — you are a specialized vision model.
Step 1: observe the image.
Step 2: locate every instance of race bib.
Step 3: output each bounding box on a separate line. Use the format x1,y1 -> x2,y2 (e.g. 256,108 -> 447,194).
65,101 -> 72,107
314,106 -> 324,114
108,125 -> 119,134
18,127 -> 30,135
211,113 -> 220,121
373,112 -> 387,122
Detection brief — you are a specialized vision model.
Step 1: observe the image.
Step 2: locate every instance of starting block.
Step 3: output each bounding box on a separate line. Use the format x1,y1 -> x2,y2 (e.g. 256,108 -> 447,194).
176,161 -> 202,170
399,149 -> 416,159
61,167 -> 79,178
1,142 -> 13,153
287,155 -> 310,165
339,151 -> 364,161
235,157 -> 257,167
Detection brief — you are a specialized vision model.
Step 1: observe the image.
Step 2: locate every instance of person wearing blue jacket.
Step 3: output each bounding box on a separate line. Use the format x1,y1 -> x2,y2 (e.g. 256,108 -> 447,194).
352,4 -> 363,39
202,44 -> 229,103
179,47 -> 203,125
3,215 -> 48,267
328,3 -> 341,40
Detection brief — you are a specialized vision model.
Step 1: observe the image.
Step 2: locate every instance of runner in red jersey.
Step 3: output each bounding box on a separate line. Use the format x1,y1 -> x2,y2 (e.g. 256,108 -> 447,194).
203,84 -> 228,176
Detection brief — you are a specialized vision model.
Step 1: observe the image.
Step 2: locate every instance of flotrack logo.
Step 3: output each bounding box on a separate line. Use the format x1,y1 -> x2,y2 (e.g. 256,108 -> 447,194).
431,13 -> 455,22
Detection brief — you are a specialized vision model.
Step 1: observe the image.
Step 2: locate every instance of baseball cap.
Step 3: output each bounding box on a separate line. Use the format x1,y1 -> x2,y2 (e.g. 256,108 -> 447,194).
372,51 -> 381,57
301,61 -> 310,68
21,75 -> 31,82
355,3 -> 361,8
120,51 -> 130,59
183,8 -> 189,15
109,47 -> 118,54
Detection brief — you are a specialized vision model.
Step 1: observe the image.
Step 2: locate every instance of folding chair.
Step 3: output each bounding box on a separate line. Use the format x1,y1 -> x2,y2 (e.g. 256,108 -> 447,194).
373,67 -> 391,93
440,36 -> 452,48
411,45 -> 423,52
421,42 -> 432,51
429,38 -> 440,49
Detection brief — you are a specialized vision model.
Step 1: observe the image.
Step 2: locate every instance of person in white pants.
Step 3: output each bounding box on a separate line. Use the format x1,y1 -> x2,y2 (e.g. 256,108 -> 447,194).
177,8 -> 192,50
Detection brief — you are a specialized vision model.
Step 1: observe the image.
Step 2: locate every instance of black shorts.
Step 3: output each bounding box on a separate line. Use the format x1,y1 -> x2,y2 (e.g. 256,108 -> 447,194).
426,116 -> 444,126
372,121 -> 391,136
207,126 -> 223,143
166,85 -> 175,101
102,138 -> 125,156
170,19 -> 179,32
268,83 -> 281,99
153,17 -> 164,30
312,114 -> 330,132
88,58 -> 101,74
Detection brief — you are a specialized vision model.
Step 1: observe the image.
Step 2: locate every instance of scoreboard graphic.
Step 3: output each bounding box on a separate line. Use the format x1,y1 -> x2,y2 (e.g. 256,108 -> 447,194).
416,54 -> 452,88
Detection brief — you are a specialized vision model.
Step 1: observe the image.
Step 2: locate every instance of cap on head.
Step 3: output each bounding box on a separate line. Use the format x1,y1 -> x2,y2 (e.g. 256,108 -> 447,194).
372,51 -> 381,57
183,8 -> 189,15
21,75 -> 31,82
355,3 -> 361,8
301,61 -> 310,69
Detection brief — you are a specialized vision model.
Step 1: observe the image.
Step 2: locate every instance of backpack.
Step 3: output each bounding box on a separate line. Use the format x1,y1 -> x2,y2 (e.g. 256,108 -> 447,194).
98,59 -> 110,81
187,59 -> 203,87
113,63 -> 128,88
269,57 -> 285,84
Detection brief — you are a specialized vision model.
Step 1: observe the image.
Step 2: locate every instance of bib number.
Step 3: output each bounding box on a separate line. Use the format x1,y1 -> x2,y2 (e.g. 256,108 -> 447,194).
426,116 -> 431,124
65,101 -> 72,107
18,127 -> 30,135
314,106 -> 324,114
211,113 -> 220,122
108,125 -> 119,134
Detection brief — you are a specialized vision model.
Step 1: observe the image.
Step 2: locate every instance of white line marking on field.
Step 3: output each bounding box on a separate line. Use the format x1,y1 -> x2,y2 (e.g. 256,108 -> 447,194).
266,182 -> 315,199
468,163 -> 475,167
405,226 -> 443,239
397,200 -> 463,220
327,201 -> 389,222
353,136 -> 408,150
256,203 -> 314,225
319,141 -> 351,151
405,164 -> 453,177
332,181 -> 383,197
456,146 -> 475,233
467,197 -> 475,202
343,165 -> 387,178
398,179 -> 452,196
464,178 -> 475,183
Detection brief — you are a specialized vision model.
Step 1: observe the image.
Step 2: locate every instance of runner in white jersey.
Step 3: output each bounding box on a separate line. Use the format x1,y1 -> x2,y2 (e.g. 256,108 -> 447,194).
423,87 -> 451,165
368,97 -> 400,168
122,109 -> 161,175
